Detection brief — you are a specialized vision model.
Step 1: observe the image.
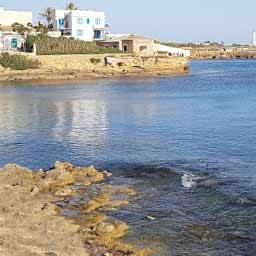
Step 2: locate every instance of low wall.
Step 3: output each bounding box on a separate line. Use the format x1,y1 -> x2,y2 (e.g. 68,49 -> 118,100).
37,54 -> 108,70
37,54 -> 188,71
105,55 -> 188,69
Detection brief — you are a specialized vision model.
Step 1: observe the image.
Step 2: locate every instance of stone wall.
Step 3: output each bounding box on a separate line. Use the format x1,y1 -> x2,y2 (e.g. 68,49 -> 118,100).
37,54 -> 188,71
105,55 -> 188,70
37,54 -> 107,70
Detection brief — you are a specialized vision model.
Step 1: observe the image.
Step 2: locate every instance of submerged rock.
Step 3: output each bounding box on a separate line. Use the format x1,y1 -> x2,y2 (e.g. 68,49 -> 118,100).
146,216 -> 157,221
181,173 -> 221,188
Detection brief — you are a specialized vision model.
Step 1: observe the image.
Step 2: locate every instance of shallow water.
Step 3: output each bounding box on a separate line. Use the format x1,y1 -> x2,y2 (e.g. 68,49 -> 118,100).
0,59 -> 256,255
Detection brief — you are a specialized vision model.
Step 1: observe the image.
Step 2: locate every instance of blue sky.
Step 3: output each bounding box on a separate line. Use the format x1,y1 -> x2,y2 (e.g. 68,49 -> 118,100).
3,0 -> 256,44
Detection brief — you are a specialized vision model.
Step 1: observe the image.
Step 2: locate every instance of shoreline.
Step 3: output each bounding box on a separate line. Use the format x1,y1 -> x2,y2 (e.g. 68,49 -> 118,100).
0,67 -> 189,85
0,162 -> 150,256
0,54 -> 189,85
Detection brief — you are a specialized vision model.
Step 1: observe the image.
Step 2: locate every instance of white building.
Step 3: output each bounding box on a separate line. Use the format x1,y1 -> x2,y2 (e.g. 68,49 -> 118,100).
153,43 -> 191,57
0,32 -> 25,51
0,6 -> 32,27
252,31 -> 256,46
50,9 -> 106,41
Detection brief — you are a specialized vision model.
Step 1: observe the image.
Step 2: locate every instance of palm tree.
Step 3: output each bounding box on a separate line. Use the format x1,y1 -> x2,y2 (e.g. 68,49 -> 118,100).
66,2 -> 78,10
39,7 -> 53,25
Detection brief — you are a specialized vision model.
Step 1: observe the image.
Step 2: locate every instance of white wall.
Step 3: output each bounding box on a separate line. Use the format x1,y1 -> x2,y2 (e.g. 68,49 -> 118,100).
50,9 -> 68,31
154,43 -> 191,57
0,8 -> 32,26
51,9 -> 106,42
0,33 -> 25,50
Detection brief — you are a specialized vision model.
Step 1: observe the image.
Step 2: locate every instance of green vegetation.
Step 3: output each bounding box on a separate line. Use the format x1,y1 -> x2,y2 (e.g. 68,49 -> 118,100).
12,22 -> 48,34
0,53 -> 41,70
26,35 -> 121,55
90,58 -> 101,64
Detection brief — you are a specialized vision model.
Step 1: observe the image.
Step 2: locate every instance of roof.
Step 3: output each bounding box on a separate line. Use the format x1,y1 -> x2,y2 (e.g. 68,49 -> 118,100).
103,34 -> 154,43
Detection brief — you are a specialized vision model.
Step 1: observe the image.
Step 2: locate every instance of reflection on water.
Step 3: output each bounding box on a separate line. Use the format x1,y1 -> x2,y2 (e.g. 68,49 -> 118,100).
1,60 -> 256,255
51,100 -> 108,146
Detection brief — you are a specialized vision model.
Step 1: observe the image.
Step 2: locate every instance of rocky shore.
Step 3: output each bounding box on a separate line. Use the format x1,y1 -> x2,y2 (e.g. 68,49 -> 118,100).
0,54 -> 189,84
0,162 -> 150,256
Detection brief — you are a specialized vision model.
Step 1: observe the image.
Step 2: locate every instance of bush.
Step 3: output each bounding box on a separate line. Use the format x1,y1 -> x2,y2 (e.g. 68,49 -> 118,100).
0,53 -> 41,70
26,35 -> 121,55
90,58 -> 101,64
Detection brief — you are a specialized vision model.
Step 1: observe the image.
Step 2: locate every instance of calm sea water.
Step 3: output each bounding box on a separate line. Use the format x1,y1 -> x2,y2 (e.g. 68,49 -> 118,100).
0,59 -> 256,255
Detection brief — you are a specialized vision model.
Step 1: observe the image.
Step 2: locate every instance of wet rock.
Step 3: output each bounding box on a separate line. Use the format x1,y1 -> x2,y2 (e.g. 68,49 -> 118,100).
83,180 -> 92,186
95,220 -> 129,240
54,186 -> 74,197
82,165 -> 98,177
89,172 -> 104,183
84,200 -> 101,213
0,162 -> 146,256
34,169 -> 45,178
45,168 -> 75,187
54,161 -> 73,172
146,216 -> 157,221
111,220 -> 129,239
181,173 -> 221,188
79,213 -> 108,229
102,171 -> 112,178
92,192 -> 111,204
109,200 -> 129,208
118,187 -> 137,196
96,222 -> 115,234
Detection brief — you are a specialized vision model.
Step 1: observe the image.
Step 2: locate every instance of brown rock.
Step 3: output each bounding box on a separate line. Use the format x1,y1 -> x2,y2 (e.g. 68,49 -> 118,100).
54,186 -> 74,197
84,200 -> 101,213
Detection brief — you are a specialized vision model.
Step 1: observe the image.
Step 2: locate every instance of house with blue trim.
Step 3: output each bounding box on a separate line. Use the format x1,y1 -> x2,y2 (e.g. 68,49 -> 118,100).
49,9 -> 106,41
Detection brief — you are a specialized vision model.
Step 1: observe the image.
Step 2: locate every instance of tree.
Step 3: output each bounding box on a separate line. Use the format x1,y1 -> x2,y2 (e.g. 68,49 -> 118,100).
12,23 -> 26,34
34,22 -> 48,34
66,2 -> 78,10
25,22 -> 34,33
39,7 -> 53,25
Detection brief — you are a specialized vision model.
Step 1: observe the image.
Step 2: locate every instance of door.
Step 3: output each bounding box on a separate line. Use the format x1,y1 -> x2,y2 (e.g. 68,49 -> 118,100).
11,38 -> 17,49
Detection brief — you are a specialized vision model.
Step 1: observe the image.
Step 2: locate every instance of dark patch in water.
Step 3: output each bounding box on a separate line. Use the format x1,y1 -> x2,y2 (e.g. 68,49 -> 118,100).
185,223 -> 256,243
232,197 -> 256,207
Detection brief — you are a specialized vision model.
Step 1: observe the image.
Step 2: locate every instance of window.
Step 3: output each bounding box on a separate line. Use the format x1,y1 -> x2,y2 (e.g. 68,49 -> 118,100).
58,18 -> 64,28
95,18 -> 101,25
94,30 -> 102,40
86,18 -> 90,25
77,18 -> 83,24
140,45 -> 147,52
77,29 -> 84,37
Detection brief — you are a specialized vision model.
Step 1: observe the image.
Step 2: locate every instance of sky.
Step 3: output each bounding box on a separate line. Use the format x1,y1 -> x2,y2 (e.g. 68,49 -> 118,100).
3,0 -> 256,44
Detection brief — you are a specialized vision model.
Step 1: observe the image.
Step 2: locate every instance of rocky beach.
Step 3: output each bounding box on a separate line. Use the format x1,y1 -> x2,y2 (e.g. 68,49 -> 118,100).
0,162 -> 149,256
0,54 -> 189,83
